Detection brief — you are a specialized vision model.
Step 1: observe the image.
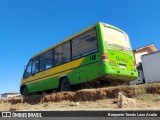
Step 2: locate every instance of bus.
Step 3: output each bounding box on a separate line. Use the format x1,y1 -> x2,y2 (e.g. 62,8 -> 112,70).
20,22 -> 138,96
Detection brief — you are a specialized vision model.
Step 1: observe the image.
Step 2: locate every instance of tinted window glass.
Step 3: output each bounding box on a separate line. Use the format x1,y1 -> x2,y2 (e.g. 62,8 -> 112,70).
23,60 -> 32,78
54,41 -> 71,66
72,28 -> 98,59
40,50 -> 53,71
46,54 -> 53,69
32,57 -> 39,74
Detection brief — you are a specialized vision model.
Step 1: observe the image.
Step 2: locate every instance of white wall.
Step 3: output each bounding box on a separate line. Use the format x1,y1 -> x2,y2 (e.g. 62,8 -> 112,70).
135,51 -> 148,64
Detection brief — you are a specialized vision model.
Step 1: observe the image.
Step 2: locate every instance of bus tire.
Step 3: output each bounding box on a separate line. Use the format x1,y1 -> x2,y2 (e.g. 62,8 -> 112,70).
21,86 -> 29,97
60,77 -> 71,91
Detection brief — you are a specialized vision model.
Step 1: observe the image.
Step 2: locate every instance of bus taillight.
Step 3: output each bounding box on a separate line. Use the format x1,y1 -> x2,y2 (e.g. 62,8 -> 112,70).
102,53 -> 108,62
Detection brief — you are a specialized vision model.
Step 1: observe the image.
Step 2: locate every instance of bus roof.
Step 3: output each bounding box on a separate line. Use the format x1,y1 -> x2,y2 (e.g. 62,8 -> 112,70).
31,22 -> 126,58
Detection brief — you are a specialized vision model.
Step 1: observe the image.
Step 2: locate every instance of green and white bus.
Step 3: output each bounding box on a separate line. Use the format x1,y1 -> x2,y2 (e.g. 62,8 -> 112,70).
20,22 -> 138,96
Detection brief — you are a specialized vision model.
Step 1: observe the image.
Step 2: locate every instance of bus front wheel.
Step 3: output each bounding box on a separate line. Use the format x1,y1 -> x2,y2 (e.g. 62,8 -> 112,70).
21,86 -> 28,97
60,77 -> 71,91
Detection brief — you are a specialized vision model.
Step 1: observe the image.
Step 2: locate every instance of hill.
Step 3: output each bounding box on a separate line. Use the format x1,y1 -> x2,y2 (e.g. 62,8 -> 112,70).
1,83 -> 160,111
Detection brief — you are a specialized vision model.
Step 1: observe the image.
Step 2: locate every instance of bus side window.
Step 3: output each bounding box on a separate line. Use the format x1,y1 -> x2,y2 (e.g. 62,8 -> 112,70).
40,58 -> 46,71
40,50 -> 53,71
45,54 -> 53,69
32,57 -> 39,74
23,60 -> 32,79
72,28 -> 98,59
54,41 -> 71,66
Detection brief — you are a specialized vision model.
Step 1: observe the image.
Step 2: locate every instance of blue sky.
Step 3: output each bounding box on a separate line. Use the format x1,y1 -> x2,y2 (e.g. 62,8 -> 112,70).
0,0 -> 160,94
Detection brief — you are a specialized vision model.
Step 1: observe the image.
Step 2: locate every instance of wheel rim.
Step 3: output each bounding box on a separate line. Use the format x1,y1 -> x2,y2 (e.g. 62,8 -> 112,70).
64,81 -> 70,91
61,79 -> 71,91
22,87 -> 28,96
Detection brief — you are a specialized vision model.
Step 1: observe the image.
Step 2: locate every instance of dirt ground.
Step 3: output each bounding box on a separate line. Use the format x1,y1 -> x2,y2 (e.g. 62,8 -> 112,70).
1,83 -> 160,111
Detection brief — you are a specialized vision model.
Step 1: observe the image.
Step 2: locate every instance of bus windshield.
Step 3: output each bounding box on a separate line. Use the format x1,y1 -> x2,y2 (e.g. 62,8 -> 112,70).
103,27 -> 131,51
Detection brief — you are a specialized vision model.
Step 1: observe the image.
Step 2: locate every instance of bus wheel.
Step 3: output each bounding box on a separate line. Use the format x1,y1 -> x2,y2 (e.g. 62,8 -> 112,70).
60,77 -> 71,91
21,86 -> 28,97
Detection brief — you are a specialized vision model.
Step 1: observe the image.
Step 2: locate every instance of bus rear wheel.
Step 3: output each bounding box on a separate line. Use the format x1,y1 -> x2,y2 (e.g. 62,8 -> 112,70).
21,86 -> 28,97
60,77 -> 71,91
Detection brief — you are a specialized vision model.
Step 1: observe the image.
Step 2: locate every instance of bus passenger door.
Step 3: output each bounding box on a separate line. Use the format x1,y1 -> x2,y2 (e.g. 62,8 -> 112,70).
31,58 -> 45,92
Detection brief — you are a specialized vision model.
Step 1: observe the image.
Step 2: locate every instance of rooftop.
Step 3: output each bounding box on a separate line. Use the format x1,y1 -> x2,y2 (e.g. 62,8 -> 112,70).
134,43 -> 158,52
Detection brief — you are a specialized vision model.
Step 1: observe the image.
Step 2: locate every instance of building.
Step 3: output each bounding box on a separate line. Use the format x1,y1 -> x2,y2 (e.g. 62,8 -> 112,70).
130,43 -> 158,85
0,92 -> 20,99
134,44 -> 158,65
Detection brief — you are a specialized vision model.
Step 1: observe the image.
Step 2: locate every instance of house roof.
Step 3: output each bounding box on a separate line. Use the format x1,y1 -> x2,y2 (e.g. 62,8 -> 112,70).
133,43 -> 158,52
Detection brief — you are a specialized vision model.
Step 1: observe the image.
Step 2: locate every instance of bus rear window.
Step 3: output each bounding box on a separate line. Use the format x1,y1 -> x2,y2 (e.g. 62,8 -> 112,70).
102,27 -> 131,50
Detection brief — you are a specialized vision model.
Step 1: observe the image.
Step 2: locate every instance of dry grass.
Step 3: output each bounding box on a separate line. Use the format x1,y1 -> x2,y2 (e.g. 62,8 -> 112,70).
1,94 -> 160,111
136,94 -> 160,108
1,82 -> 160,111
0,99 -> 117,111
